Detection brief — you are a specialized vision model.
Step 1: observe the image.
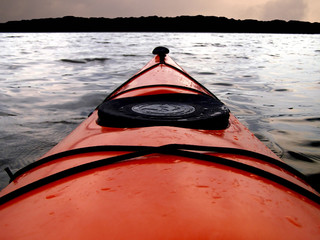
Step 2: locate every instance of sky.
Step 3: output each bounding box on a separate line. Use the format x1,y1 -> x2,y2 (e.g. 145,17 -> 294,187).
0,0 -> 319,23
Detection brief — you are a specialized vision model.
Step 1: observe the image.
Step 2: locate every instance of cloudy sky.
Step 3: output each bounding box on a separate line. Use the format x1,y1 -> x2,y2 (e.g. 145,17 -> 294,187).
0,0 -> 319,23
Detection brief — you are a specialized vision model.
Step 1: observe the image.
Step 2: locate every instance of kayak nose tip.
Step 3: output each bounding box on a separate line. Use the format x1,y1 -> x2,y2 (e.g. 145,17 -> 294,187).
152,46 -> 169,63
152,46 -> 170,55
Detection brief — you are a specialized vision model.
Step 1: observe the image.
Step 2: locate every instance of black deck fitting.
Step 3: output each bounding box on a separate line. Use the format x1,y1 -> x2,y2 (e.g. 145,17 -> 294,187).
152,46 -> 169,63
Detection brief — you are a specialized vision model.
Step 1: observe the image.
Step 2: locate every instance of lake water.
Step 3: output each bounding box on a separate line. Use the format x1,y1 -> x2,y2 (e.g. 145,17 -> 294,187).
0,32 -> 319,190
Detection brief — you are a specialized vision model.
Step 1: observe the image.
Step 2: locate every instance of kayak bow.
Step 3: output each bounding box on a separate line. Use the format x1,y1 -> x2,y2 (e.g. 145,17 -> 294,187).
1,47 -> 319,239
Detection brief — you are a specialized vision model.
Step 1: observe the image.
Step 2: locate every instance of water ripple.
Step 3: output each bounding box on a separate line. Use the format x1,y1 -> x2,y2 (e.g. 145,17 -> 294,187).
61,57 -> 110,64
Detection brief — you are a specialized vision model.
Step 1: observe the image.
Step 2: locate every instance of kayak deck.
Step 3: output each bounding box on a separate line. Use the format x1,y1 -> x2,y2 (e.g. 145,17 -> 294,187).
0,47 -> 319,240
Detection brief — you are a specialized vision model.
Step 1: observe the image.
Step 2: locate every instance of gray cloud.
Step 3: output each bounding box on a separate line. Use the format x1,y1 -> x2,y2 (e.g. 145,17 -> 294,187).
0,0 -> 221,22
0,0 -> 319,23
261,0 -> 307,21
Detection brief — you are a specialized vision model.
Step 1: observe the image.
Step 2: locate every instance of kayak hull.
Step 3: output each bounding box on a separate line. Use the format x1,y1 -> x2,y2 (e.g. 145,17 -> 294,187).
1,48 -> 319,239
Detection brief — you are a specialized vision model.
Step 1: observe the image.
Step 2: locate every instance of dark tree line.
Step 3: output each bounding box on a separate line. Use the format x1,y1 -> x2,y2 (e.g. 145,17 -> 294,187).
1,15 -> 319,33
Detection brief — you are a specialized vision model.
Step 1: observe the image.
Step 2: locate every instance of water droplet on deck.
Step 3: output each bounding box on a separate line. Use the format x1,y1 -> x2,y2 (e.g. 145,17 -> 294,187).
196,185 -> 209,188
285,216 -> 302,228
212,195 -> 222,200
46,194 -> 57,199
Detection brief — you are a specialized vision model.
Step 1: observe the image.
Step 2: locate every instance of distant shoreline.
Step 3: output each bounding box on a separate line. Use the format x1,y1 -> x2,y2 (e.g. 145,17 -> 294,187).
1,15 -> 320,34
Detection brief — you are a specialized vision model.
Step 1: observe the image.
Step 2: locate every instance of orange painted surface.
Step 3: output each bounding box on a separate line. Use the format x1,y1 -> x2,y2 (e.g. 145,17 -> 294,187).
109,55 -> 212,99
1,158 -> 320,240
0,53 -> 319,239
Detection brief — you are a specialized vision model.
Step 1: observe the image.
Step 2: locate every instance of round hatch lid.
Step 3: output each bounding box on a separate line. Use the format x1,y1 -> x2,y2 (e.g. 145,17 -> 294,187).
97,93 -> 230,130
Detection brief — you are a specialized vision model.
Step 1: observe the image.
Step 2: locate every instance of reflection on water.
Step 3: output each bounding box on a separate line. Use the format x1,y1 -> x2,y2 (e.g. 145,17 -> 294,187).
0,32 -> 319,190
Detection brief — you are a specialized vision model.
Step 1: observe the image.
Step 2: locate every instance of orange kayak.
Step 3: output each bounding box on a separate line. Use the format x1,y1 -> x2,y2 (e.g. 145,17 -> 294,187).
1,47 -> 319,239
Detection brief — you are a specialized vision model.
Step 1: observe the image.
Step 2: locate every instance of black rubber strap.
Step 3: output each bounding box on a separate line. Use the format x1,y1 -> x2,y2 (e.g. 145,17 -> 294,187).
8,145 -> 292,181
9,144 -> 307,183
105,84 -> 209,100
10,145 -> 154,182
163,62 -> 215,98
162,148 -> 320,204
0,149 -> 155,206
167,144 -> 308,181
103,60 -> 216,102
103,63 -> 161,102
1,144 -> 319,205
4,168 -> 14,182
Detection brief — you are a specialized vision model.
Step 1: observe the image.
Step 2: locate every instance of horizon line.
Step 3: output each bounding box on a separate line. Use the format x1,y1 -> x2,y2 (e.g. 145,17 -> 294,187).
2,15 -> 320,25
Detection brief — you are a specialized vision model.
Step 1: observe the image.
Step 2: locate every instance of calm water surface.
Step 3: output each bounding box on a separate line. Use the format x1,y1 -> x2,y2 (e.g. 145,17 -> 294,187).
0,32 -> 319,190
